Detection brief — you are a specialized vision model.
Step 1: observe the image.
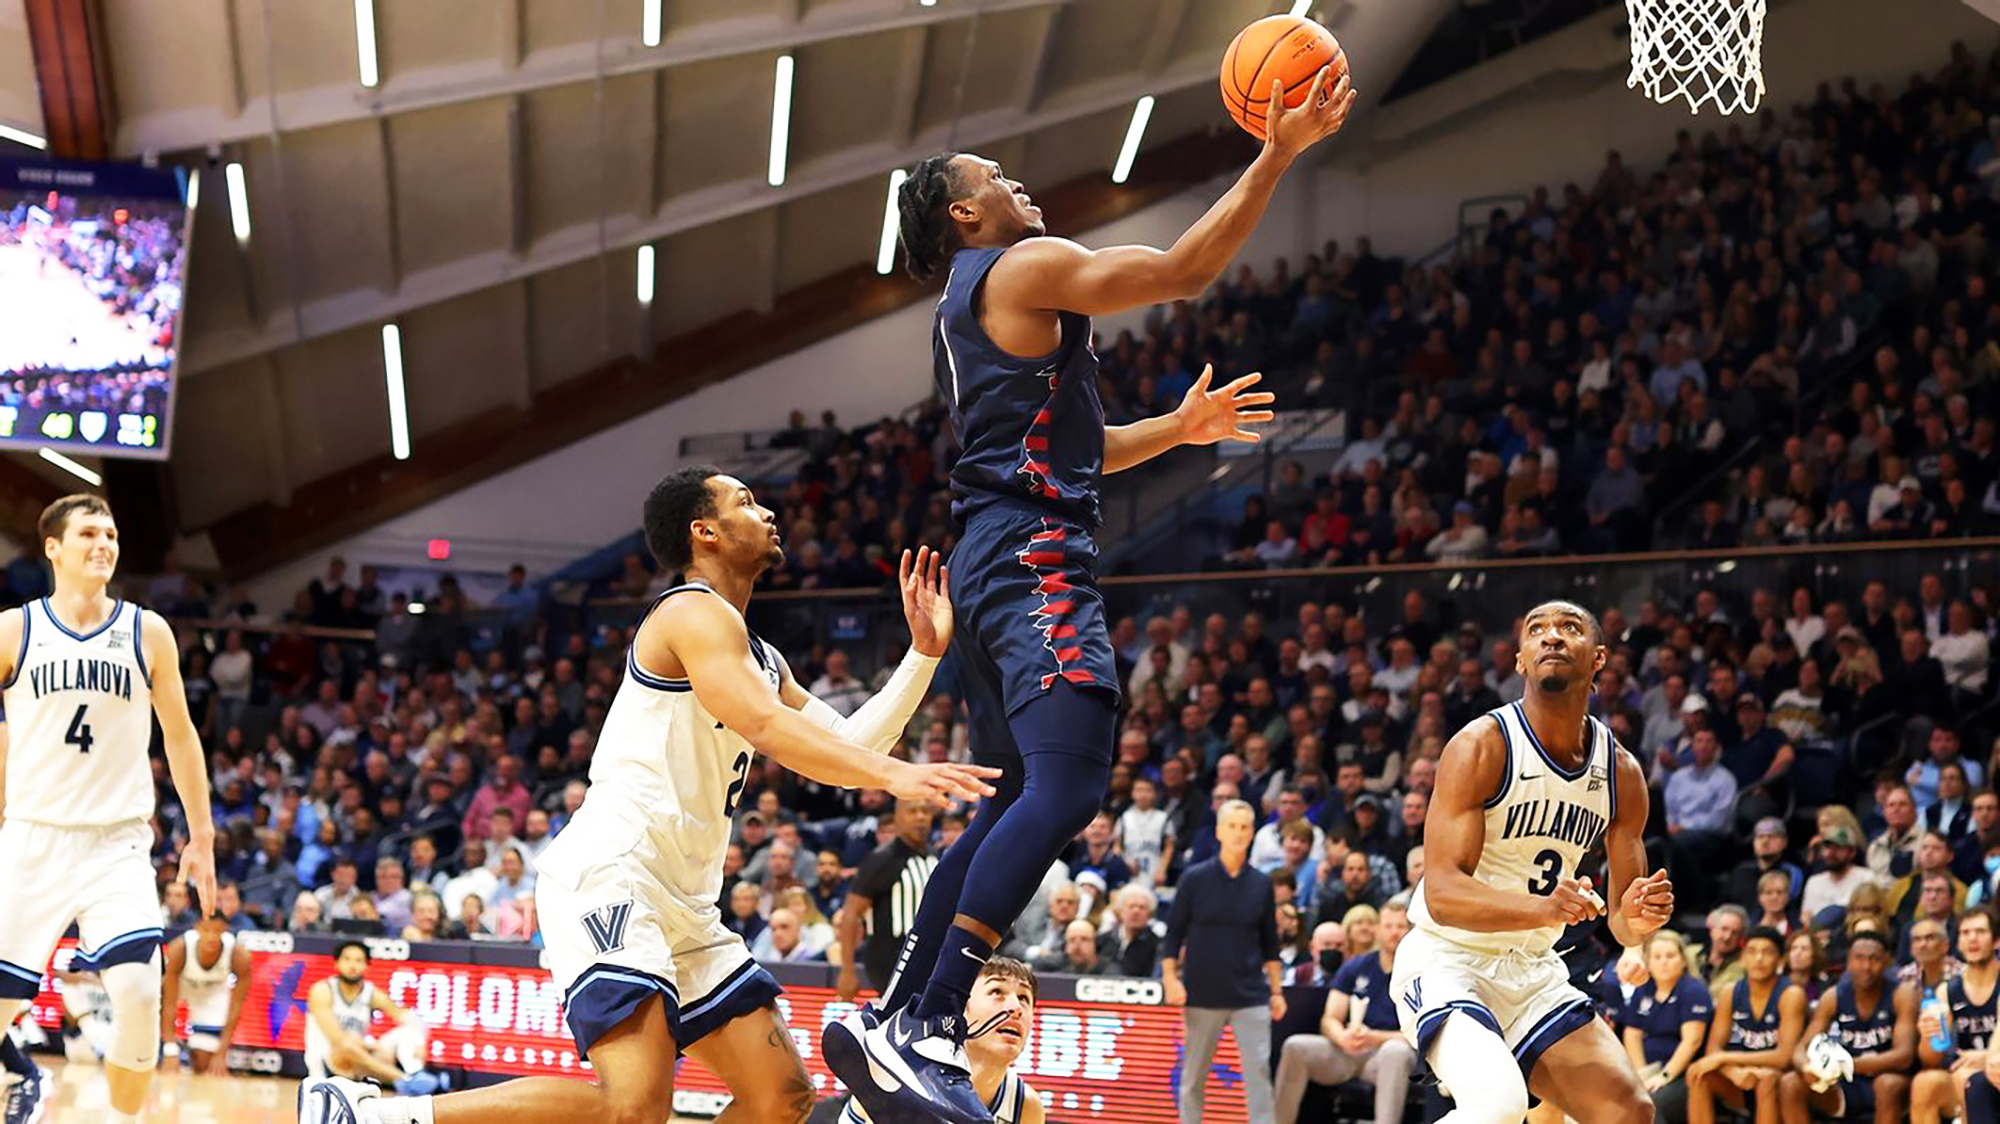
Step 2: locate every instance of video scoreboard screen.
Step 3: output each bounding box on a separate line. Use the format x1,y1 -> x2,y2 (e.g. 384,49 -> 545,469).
0,156 -> 192,459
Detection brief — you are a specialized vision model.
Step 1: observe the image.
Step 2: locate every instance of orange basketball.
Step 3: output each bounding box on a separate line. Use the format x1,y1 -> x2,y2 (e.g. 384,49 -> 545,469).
1220,15 -> 1344,142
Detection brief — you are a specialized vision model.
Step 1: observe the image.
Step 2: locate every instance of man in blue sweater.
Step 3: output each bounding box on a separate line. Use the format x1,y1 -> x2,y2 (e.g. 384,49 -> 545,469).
1162,798 -> 1284,1123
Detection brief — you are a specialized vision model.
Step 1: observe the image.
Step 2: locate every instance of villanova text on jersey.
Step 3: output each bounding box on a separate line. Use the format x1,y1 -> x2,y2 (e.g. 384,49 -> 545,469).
1497,798 -> 1609,851
25,657 -> 136,702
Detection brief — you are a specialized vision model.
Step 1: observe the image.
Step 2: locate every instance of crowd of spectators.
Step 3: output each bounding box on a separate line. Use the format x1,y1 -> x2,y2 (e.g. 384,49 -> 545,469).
1168,44 -> 2000,568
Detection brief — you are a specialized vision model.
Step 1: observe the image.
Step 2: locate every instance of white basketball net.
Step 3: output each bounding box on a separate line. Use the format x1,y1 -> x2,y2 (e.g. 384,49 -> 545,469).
1624,0 -> 1768,115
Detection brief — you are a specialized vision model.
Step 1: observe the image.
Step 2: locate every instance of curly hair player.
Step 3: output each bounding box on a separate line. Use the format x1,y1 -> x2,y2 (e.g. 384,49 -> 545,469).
821,50 -> 1358,1124
303,467 -> 998,1124
1393,600 -> 1677,1123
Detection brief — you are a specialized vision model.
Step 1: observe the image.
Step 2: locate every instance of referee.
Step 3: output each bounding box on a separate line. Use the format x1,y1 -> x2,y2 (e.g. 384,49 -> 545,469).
836,798 -> 938,999
1163,798 -> 1284,1123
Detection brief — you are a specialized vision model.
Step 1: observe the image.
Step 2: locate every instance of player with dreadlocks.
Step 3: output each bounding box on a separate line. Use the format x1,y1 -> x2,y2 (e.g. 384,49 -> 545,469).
821,61 -> 1358,1124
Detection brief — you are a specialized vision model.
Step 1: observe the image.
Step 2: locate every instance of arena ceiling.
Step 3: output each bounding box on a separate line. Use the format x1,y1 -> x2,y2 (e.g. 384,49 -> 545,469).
0,0 -> 1449,576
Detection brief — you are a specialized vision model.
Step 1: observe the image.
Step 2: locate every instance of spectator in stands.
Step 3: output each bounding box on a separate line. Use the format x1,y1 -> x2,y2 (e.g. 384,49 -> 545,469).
1666,729 -> 1737,912
750,908 -> 817,964
1802,825 -> 1872,922
1067,812 -> 1132,893
1273,897 -> 1417,1124
1869,784 -> 1923,882
288,891 -> 324,934
1724,818 -> 1804,914
808,650 -> 869,717
1035,920 -> 1109,978
315,858 -> 363,922
1898,917 -> 1963,991
1099,885 -> 1163,978
372,858 -> 413,934
1889,832 -> 1967,920
443,840 -> 498,920
1933,602 -> 1992,710
458,893 -> 490,940
1699,905 -> 1749,991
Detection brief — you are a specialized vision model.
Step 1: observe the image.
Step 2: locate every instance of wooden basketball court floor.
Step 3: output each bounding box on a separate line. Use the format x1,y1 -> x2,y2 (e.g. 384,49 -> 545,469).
29,1059 -> 710,1122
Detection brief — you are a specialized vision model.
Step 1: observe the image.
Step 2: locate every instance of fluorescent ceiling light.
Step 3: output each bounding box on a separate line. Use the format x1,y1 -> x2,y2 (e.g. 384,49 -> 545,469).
382,323 -> 410,460
1289,0 -> 1314,17
0,124 -> 46,150
1111,96 -> 1155,184
225,162 -> 251,243
769,55 -> 794,187
354,0 -> 380,87
184,168 -> 201,210
642,0 -> 662,46
38,448 -> 101,487
876,170 -> 907,275
637,244 -> 656,304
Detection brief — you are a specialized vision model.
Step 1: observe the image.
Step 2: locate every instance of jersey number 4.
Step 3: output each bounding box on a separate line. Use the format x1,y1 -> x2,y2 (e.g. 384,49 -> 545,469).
1526,849 -> 1563,896
65,705 -> 94,754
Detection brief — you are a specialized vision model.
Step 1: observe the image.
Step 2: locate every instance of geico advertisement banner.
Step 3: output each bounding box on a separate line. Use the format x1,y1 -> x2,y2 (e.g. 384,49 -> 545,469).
32,939 -> 1250,1121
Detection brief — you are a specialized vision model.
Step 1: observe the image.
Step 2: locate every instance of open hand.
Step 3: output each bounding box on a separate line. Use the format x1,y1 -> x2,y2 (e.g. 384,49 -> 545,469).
1621,870 -> 1675,938
1174,366 -> 1276,447
886,760 -> 1000,808
900,546 -> 952,658
1264,60 -> 1357,161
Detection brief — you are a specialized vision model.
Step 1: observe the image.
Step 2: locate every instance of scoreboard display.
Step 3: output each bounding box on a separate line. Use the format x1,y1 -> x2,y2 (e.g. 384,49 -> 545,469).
33,933 -> 1252,1122
0,157 -> 191,460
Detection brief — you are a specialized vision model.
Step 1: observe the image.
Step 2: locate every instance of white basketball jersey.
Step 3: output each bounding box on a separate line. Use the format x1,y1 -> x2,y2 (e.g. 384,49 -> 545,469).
0,598 -> 154,826
305,978 -> 374,1069
535,583 -> 781,931
1409,702 -> 1617,955
178,930 -> 236,1029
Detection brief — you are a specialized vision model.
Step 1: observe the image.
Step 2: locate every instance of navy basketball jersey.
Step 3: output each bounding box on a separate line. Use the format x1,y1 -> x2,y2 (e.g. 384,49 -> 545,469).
1948,968 -> 1998,1051
1832,977 -> 1897,1056
1728,977 -> 1784,1051
932,245 -> 1105,528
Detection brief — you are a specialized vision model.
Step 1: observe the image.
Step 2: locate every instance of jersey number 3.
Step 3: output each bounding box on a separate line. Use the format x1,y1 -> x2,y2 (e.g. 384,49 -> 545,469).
723,751 -> 751,816
1526,849 -> 1563,896
65,705 -> 94,754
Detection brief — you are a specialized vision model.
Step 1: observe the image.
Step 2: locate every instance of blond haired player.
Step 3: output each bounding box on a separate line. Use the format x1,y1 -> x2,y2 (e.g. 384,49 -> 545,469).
835,957 -> 1045,1124
0,494 -> 217,1124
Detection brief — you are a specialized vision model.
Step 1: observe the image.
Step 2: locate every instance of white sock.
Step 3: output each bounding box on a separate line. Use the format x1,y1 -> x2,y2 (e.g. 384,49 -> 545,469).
372,1096 -> 437,1124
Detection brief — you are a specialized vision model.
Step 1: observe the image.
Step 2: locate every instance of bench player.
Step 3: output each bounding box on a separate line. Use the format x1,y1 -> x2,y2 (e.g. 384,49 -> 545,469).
0,494 -> 218,1124
1394,600 -> 1675,1123
303,468 -> 997,1124
306,942 -> 429,1086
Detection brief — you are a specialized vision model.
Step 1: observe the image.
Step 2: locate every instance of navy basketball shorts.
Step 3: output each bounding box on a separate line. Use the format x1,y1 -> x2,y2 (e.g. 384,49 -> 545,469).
948,505 -> 1121,765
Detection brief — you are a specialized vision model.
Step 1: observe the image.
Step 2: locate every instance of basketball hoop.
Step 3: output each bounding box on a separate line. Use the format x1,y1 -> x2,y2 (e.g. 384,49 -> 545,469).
1624,0 -> 1768,115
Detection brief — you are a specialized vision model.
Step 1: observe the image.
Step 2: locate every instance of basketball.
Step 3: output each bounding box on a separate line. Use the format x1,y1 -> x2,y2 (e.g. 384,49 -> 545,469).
1220,15 -> 1345,141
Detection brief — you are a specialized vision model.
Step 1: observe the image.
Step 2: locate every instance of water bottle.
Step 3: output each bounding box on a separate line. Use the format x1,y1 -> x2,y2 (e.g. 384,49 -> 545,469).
1923,985 -> 1954,1054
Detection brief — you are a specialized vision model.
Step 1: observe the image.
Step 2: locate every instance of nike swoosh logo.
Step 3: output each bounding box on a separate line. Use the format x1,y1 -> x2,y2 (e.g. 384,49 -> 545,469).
891,1022 -> 915,1048
1519,772 -> 1539,782
960,947 -> 988,966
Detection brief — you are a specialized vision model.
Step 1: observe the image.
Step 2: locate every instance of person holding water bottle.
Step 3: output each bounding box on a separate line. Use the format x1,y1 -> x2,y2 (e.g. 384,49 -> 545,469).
1913,905 -> 2000,1123
1781,930 -> 1914,1123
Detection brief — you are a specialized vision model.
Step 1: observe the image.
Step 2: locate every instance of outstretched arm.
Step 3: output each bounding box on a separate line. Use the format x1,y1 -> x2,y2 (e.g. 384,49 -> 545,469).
1104,367 -> 1275,474
1607,744 -> 1674,948
147,612 -> 217,916
982,65 -> 1356,318
661,594 -> 995,806
780,548 -> 946,753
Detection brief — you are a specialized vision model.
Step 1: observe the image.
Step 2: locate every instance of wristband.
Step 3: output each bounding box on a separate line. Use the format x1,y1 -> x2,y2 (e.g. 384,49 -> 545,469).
162,1043 -> 180,1058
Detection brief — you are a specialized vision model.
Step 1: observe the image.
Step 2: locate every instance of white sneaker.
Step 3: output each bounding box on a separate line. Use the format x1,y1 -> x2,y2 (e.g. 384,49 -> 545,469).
298,1077 -> 382,1124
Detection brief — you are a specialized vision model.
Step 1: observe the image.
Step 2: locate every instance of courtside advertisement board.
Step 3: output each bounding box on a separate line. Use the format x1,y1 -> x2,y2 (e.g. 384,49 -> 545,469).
33,934 -> 1250,1121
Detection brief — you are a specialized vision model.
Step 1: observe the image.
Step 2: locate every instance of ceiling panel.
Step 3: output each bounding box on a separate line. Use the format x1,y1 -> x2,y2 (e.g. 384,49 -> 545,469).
262,0 -> 367,95
910,10 -> 1042,138
271,120 -> 394,300
274,326 -> 392,483
788,30 -> 908,170
659,53 -> 774,199
399,285 -> 530,438
376,0 -> 507,73
527,259 -> 614,393
656,211 -> 763,336
776,178 -> 884,293
387,100 -> 512,275
171,358 -> 280,528
101,0 -> 234,124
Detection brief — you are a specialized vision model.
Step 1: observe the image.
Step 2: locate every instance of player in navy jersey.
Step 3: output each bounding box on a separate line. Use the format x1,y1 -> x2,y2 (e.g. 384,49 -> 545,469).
823,52 -> 1360,1124
1915,905 -> 2000,1123
1687,927 -> 1806,1124
1782,930 -> 1913,1124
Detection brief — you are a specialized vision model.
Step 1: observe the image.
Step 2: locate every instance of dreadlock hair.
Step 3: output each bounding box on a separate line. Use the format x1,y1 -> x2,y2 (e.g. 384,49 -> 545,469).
897,152 -> 965,283
643,464 -> 724,572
